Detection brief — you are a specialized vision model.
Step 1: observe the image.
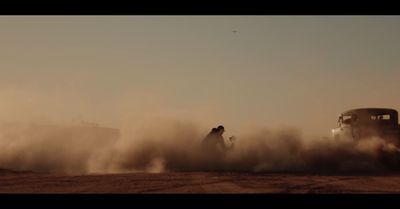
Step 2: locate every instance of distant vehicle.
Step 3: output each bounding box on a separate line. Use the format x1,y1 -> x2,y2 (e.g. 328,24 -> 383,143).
331,108 -> 400,144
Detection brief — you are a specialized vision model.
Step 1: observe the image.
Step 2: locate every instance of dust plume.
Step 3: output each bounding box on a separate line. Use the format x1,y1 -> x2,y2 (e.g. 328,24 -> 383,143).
1,89 -> 400,174
111,123 -> 400,174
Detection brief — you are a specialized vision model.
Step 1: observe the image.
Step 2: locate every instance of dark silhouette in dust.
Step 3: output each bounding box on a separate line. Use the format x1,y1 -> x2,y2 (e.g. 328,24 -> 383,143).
201,125 -> 235,158
201,127 -> 218,149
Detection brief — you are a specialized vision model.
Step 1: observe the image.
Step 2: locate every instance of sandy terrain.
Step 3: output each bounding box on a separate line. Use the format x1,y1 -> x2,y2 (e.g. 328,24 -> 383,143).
1,169 -> 400,193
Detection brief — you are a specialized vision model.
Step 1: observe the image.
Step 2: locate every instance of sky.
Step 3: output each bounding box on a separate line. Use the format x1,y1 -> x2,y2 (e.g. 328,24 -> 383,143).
1,16 -> 400,137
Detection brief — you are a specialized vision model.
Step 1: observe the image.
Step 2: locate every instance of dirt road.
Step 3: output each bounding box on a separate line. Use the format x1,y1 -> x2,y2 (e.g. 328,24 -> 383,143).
1,169 -> 400,193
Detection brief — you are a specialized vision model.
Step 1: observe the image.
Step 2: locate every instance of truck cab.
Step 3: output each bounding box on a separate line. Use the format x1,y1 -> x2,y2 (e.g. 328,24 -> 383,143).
332,108 -> 400,143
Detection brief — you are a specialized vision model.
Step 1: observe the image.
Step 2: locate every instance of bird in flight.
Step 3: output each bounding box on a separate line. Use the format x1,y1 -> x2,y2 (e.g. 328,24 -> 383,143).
232,30 -> 238,34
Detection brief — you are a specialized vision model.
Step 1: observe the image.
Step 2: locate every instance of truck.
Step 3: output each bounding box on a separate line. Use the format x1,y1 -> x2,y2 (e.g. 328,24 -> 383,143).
331,108 -> 400,145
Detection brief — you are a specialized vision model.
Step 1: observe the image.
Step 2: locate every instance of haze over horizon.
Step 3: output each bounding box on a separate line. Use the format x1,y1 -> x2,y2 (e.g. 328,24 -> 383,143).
1,16 -> 400,137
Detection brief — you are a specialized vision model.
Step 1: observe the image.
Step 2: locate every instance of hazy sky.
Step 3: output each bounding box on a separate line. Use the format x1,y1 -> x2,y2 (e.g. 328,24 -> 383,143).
1,16 -> 400,136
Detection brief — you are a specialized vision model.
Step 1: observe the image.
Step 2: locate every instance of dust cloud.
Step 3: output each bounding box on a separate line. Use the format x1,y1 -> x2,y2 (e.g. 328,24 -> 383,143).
111,123 -> 400,174
1,89 -> 400,174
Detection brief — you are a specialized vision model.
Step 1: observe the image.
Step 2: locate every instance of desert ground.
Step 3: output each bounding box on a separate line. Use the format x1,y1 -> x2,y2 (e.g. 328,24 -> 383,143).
1,169 -> 400,193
